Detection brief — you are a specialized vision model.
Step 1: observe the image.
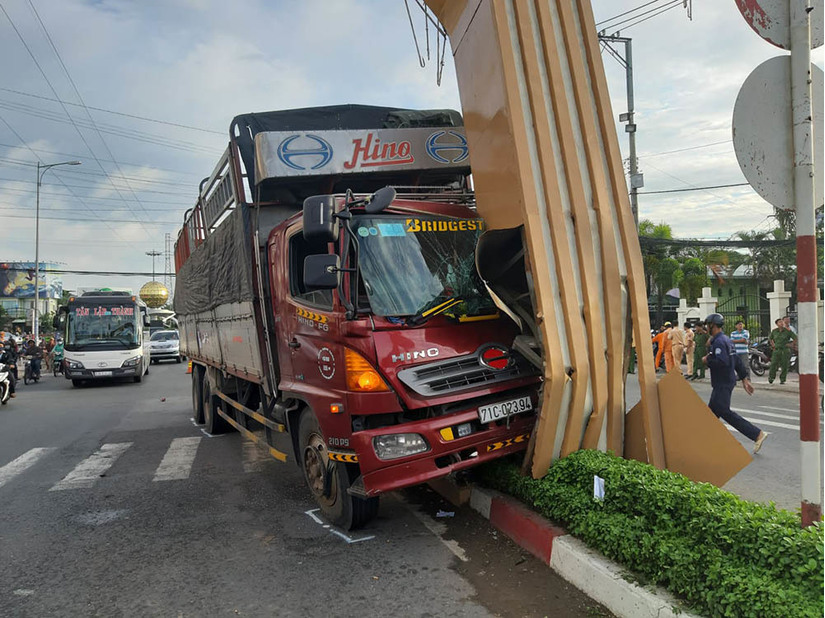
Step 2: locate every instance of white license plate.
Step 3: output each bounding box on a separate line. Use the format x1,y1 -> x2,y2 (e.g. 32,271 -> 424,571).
478,396 -> 533,424
95,371 -> 113,377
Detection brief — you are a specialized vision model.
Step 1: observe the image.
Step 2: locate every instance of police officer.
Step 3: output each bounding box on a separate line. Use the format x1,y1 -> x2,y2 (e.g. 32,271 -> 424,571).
768,318 -> 797,384
703,313 -> 768,453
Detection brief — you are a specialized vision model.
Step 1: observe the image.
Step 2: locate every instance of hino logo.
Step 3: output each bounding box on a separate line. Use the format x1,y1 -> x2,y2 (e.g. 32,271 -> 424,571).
277,134 -> 334,171
425,130 -> 469,164
391,347 -> 439,363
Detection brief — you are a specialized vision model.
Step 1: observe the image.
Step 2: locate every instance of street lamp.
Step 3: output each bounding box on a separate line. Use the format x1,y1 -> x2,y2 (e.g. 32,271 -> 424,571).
34,160 -> 81,341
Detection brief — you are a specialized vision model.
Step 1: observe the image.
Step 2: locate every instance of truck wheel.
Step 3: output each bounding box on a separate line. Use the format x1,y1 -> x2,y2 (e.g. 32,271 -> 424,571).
203,380 -> 229,434
191,367 -> 205,424
298,409 -> 378,530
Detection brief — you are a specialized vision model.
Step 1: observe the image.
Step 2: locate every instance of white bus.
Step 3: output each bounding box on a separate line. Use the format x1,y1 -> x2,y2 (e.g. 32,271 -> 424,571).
55,291 -> 151,387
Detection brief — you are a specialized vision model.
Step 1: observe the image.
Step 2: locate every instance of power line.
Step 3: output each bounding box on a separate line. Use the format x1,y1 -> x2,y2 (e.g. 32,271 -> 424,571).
0,175 -> 192,196
0,184 -> 191,205
613,0 -> 684,33
639,236 -> 797,248
2,266 -> 176,277
596,0 -> 668,27
601,0 -> 681,33
638,182 -> 750,195
0,87 -> 223,135
639,140 -> 732,159
2,212 -> 179,225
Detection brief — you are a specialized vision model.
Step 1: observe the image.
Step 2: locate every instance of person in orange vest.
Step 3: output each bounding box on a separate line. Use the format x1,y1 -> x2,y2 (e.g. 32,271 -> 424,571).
660,322 -> 674,371
652,326 -> 667,372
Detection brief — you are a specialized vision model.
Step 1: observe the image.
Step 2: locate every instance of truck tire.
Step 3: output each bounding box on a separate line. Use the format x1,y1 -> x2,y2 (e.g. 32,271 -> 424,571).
202,379 -> 230,435
191,367 -> 205,424
298,409 -> 378,530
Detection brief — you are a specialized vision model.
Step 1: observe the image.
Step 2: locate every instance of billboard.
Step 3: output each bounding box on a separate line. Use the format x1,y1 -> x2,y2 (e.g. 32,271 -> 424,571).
0,262 -> 63,299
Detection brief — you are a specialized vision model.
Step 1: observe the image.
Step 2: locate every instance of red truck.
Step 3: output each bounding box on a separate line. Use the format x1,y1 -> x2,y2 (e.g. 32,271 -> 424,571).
174,105 -> 540,528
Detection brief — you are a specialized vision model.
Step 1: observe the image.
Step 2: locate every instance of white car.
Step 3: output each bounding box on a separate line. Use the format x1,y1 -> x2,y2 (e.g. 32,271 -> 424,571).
149,330 -> 181,364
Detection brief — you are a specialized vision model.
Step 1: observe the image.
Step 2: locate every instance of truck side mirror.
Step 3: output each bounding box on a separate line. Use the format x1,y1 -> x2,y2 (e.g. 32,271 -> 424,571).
304,254 -> 341,290
365,186 -> 396,213
303,195 -> 339,242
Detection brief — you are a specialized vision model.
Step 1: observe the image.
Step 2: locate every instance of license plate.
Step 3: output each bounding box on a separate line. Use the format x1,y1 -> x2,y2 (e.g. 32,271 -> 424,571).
95,371 -> 113,377
478,396 -> 533,424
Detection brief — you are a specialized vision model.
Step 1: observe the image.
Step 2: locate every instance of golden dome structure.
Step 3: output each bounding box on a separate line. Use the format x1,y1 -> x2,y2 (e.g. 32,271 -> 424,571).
139,281 -> 169,308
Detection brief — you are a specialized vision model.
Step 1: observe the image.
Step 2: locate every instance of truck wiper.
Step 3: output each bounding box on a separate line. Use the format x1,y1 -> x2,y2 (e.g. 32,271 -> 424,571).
406,295 -> 465,327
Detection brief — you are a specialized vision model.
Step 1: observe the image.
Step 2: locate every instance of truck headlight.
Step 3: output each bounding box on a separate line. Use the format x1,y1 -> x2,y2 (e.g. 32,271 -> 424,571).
121,356 -> 141,368
372,433 -> 429,460
66,359 -> 84,370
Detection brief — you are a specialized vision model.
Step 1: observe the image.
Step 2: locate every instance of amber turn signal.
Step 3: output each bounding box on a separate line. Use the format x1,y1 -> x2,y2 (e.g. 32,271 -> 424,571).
344,348 -> 390,392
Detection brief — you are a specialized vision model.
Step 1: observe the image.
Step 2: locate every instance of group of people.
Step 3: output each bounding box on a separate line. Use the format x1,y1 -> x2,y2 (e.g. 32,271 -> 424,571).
0,332 -> 64,399
651,321 -> 711,380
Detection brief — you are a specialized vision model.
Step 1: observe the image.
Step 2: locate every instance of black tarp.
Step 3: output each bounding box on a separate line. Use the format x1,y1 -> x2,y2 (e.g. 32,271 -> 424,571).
173,205 -> 255,315
230,105 -> 463,188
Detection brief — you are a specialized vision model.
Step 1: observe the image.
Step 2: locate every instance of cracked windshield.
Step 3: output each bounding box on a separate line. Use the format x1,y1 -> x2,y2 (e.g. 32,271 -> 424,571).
66,304 -> 139,350
354,215 -> 496,318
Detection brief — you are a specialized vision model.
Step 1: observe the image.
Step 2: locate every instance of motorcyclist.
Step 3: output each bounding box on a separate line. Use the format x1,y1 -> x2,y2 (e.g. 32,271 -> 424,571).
51,339 -> 65,374
0,341 -> 16,398
24,339 -> 43,379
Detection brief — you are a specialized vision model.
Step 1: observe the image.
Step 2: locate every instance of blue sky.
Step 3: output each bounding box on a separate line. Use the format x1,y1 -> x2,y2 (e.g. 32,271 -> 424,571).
0,0 -> 822,294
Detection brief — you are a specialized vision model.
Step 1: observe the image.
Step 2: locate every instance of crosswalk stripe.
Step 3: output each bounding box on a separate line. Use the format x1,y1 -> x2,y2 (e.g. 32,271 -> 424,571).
734,408 -> 801,422
0,448 -> 56,489
153,437 -> 202,482
50,443 -> 132,491
242,437 -> 269,473
758,405 -> 799,413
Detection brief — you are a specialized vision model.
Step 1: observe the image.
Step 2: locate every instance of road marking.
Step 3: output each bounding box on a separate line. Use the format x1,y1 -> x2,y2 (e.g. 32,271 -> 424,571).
153,437 -> 202,482
0,448 -> 56,489
304,509 -> 375,544
758,405 -> 800,413
395,496 -> 469,562
242,437 -> 269,473
734,408 -> 803,422
50,443 -> 132,491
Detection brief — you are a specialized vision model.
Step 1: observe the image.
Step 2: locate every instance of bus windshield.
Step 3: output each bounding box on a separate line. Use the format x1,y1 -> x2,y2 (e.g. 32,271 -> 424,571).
66,303 -> 140,351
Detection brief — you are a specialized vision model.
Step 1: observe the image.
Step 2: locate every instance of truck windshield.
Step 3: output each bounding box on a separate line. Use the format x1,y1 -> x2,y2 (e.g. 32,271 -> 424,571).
66,303 -> 139,350
354,215 -> 496,318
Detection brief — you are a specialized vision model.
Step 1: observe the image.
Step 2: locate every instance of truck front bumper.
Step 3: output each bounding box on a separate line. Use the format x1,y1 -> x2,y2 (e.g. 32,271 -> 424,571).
351,406 -> 535,496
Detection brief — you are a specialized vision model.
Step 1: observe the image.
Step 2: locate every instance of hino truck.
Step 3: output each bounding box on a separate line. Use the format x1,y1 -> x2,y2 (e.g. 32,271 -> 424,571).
174,105 -> 541,529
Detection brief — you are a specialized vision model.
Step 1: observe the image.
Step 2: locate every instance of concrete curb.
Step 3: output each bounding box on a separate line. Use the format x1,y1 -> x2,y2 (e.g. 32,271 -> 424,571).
465,485 -> 702,618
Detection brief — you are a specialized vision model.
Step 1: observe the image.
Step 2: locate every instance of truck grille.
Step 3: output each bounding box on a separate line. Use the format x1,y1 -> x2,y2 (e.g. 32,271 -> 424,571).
397,347 -> 536,397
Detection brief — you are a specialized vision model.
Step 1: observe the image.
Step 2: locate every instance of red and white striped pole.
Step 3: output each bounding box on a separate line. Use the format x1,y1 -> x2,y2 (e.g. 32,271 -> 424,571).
790,0 -> 821,527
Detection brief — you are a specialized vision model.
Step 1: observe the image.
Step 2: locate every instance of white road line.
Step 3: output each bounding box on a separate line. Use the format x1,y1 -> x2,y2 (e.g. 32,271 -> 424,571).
242,438 -> 268,473
733,408 -> 802,422
50,443 -> 132,491
758,405 -> 800,413
394,496 -> 469,563
0,448 -> 56,489
153,437 -> 202,482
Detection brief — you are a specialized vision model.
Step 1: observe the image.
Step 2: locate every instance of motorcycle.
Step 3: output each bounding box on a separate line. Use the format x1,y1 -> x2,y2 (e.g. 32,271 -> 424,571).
23,357 -> 41,385
0,363 -> 12,404
53,354 -> 64,377
749,342 -> 771,377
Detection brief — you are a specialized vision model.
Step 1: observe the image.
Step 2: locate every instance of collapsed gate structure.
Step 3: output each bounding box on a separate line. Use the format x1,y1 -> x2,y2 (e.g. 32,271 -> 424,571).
424,0 -> 752,483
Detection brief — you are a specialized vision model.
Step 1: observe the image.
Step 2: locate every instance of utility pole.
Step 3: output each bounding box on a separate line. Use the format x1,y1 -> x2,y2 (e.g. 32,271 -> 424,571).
599,34 -> 643,226
163,233 -> 173,296
145,250 -> 162,282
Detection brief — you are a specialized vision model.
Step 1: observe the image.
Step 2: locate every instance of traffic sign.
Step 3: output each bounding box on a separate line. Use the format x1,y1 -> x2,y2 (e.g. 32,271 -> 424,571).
734,0 -> 823,49
732,56 -> 824,210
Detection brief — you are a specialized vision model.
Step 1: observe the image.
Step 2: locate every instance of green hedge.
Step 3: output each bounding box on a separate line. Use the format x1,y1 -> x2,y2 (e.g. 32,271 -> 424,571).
478,450 -> 823,618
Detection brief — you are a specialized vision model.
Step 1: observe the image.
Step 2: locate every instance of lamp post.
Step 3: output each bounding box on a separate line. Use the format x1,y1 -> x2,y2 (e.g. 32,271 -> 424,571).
34,160 -> 81,341
146,250 -> 162,281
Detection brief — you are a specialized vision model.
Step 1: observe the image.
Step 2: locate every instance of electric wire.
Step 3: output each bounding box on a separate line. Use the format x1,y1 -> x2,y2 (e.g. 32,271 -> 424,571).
601,0 -> 681,32
596,0 -> 665,27
638,182 -> 750,195
0,86 -> 223,135
0,2 -> 154,237
610,0 -> 685,33
639,140 -> 733,159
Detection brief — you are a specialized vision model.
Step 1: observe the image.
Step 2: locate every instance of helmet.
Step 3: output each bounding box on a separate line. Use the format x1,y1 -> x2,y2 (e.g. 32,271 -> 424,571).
704,313 -> 724,327
663,321 -> 672,327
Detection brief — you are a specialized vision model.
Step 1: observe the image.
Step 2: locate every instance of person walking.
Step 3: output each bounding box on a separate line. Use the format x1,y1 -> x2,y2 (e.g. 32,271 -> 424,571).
668,322 -> 686,373
703,313 -> 768,453
768,318 -> 798,384
652,326 -> 667,372
684,322 -> 695,377
660,322 -> 674,372
691,324 -> 709,380
730,320 -> 750,375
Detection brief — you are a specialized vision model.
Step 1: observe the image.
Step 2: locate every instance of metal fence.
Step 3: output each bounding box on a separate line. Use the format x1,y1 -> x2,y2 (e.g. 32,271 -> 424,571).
717,294 -> 771,339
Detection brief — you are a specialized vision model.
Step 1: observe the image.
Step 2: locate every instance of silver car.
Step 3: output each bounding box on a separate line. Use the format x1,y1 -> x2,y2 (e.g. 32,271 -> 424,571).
149,330 -> 181,364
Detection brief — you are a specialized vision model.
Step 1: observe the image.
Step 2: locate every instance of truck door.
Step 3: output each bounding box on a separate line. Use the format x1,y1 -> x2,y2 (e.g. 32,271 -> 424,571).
278,227 -> 336,390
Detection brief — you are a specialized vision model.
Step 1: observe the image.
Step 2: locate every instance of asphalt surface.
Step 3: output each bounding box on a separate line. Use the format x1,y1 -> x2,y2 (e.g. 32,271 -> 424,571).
626,370 -> 824,511
0,363 -> 610,618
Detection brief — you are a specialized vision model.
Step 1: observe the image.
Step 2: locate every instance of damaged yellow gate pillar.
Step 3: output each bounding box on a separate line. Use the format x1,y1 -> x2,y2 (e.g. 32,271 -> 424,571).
424,0 -> 751,483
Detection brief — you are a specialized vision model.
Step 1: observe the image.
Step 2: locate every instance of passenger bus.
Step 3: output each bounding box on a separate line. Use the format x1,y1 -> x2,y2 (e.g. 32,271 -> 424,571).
54,291 -> 151,387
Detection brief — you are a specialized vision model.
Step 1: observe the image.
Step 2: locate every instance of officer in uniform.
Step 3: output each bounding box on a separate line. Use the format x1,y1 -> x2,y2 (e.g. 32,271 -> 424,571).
703,313 -> 768,453
768,318 -> 797,384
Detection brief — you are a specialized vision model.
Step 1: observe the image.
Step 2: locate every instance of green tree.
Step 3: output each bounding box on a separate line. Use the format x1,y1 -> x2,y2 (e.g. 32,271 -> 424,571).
678,257 -> 707,304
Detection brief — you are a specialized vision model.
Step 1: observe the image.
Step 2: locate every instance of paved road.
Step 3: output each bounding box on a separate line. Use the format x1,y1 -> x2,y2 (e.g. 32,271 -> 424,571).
0,364 -> 609,618
626,372 -> 824,511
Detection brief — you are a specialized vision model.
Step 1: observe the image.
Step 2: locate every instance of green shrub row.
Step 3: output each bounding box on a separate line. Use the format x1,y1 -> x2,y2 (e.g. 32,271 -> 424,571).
478,450 -> 823,618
